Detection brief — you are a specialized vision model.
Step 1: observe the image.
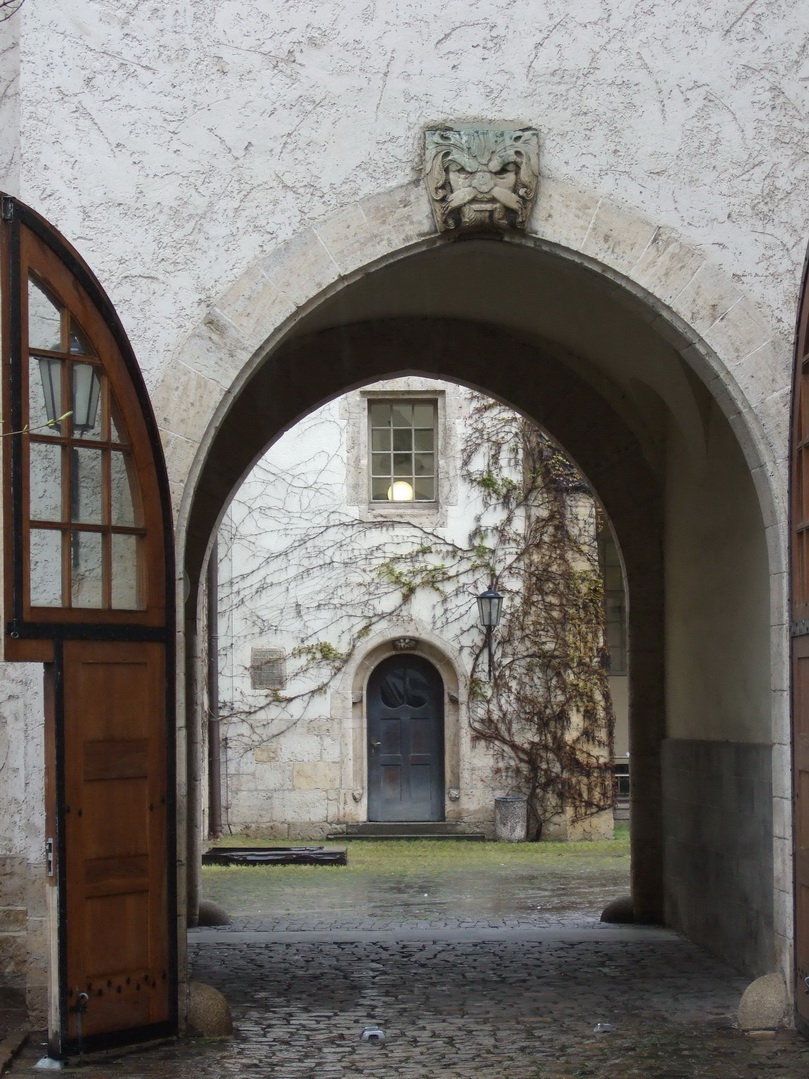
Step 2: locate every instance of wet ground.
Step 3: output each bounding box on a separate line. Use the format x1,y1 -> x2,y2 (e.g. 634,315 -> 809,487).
9,834 -> 809,1077
198,835 -> 633,932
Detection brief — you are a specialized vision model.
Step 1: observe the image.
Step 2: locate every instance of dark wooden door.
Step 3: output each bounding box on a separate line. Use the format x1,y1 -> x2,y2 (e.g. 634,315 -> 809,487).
792,249 -> 809,1033
367,655 -> 444,822
1,196 -> 176,1056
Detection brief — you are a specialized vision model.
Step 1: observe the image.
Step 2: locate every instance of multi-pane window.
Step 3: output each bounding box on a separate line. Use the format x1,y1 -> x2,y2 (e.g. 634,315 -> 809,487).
26,274 -> 144,609
369,400 -> 436,502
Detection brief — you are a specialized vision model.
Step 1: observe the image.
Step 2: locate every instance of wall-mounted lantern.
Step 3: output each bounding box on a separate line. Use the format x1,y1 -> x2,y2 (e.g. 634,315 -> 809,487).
476,586 -> 503,680
39,357 -> 101,435
38,358 -> 102,566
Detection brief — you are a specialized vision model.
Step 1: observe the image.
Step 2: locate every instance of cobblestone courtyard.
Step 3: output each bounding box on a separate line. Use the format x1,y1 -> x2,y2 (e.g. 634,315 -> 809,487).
9,838 -> 809,1077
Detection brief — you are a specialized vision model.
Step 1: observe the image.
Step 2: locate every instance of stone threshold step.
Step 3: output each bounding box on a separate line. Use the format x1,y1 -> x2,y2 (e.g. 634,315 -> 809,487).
339,822 -> 482,833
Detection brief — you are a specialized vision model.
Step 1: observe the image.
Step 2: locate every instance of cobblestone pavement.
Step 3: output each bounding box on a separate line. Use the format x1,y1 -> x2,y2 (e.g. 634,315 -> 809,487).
9,840 -> 809,1077
10,924 -> 809,1078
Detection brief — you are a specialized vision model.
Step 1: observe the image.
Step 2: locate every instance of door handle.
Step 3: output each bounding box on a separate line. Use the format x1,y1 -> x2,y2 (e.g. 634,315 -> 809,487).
369,740 -> 381,752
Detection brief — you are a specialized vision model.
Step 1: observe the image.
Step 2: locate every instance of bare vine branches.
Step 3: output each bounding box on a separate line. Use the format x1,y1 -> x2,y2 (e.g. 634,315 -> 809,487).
0,0 -> 26,22
463,401 -> 614,836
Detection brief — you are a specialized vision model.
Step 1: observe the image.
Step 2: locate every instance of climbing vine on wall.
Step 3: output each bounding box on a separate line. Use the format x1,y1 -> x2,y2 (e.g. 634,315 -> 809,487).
217,389 -> 615,836
0,0 -> 26,21
461,399 -> 615,836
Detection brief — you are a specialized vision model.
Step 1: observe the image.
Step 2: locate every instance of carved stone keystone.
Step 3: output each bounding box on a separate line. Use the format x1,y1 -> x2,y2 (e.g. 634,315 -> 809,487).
392,636 -> 419,651
425,126 -> 539,232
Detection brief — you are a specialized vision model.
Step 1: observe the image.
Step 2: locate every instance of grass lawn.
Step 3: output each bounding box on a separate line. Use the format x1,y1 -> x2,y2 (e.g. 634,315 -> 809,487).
200,823 -> 630,924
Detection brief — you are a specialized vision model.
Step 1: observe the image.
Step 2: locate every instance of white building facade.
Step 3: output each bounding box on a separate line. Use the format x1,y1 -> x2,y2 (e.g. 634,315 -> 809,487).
215,378 -> 625,841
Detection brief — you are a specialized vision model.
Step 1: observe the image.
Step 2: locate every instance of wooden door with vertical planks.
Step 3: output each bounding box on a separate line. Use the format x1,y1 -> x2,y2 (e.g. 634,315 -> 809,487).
1,195 -> 176,1056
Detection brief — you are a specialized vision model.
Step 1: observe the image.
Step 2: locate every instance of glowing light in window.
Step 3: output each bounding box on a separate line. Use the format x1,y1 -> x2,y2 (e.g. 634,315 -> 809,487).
387,480 -> 415,502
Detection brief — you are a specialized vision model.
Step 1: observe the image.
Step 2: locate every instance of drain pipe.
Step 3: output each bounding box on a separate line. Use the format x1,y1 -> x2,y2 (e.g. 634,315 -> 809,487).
207,541 -> 223,839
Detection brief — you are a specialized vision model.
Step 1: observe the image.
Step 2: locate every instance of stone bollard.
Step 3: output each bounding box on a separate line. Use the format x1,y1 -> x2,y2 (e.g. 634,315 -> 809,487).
495,795 -> 528,841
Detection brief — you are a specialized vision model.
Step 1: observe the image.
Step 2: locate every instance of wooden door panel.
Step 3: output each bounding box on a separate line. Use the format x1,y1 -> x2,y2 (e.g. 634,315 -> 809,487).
62,640 -> 169,1042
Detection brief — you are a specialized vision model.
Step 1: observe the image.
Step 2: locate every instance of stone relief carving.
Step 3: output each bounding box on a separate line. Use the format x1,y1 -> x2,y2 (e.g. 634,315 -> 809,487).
392,636 -> 419,652
425,126 -> 539,232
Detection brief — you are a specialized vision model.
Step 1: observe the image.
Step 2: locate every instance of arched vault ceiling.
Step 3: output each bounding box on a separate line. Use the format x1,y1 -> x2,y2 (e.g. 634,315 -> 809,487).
292,239 -> 709,473
186,316 -> 665,593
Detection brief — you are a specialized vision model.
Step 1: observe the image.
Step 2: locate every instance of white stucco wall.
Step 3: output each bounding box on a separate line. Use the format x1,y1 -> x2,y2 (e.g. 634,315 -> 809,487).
4,0 -> 806,395
0,663 -> 43,862
0,9 -> 19,195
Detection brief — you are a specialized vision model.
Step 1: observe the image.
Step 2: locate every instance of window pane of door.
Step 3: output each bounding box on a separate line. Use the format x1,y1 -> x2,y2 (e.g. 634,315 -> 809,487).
68,319 -> 96,357
29,355 -> 64,436
30,442 -> 64,521
70,531 -> 103,608
110,451 -> 138,527
28,276 -> 62,351
30,529 -> 63,606
71,363 -> 102,440
111,534 -> 141,609
72,448 -> 103,524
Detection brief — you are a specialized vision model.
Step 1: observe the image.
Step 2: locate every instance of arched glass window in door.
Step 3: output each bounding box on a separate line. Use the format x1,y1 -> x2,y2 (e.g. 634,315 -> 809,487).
3,214 -> 167,633
27,275 -> 144,610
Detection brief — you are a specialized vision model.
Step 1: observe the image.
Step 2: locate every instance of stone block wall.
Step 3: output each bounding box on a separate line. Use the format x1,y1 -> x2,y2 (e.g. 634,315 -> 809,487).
0,856 -> 29,990
0,856 -> 47,1026
662,739 -> 774,977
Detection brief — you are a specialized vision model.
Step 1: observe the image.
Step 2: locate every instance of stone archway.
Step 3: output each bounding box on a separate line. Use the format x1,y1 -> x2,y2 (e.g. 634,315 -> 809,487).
159,181 -> 789,984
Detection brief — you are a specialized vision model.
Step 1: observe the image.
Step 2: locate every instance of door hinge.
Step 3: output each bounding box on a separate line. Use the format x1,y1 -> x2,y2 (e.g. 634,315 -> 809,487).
1,196 -> 13,221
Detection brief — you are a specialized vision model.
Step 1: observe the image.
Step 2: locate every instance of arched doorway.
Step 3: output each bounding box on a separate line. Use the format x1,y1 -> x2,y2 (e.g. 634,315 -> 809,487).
366,654 -> 445,823
0,186 -> 791,1049
175,221 -> 782,985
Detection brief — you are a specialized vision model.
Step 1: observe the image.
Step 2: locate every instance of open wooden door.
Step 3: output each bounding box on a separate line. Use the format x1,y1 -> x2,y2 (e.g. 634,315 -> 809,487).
0,195 -> 176,1056
792,246 -> 809,1035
